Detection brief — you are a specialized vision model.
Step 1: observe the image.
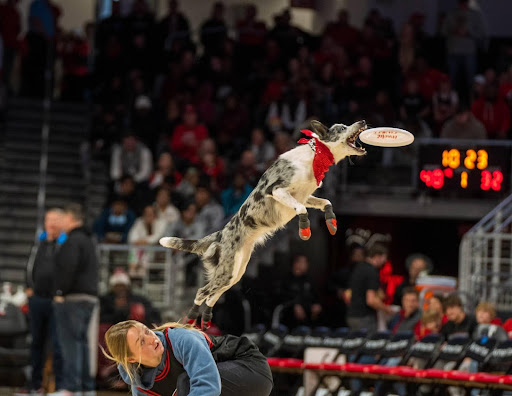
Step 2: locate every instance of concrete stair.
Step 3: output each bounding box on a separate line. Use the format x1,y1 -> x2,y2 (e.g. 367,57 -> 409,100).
0,97 -> 109,283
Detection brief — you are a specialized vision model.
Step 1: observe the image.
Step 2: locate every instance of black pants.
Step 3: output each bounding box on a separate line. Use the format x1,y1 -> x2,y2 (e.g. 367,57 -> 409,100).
176,359 -> 273,396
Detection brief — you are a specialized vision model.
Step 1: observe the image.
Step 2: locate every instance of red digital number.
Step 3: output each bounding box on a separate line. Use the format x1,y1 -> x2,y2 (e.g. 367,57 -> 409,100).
481,170 -> 503,191
420,169 -> 444,189
491,170 -> 503,191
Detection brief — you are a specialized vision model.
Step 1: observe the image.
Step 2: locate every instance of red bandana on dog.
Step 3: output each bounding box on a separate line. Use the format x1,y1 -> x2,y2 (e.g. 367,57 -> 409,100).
298,129 -> 335,186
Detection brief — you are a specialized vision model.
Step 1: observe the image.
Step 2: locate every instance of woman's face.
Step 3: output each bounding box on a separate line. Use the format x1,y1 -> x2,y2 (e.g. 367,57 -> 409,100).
126,323 -> 164,367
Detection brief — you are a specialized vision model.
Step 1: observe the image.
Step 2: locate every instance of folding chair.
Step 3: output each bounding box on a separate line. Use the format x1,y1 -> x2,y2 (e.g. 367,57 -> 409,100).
241,323 -> 266,349
474,339 -> 512,396
305,329 -> 368,396
279,325 -> 311,358
260,324 -> 288,357
370,331 -> 415,396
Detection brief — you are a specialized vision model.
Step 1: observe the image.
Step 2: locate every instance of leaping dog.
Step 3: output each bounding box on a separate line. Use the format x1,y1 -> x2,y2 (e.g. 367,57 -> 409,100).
160,120 -> 367,329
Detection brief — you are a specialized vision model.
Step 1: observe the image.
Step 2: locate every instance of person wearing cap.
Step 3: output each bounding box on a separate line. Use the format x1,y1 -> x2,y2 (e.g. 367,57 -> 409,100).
170,104 -> 209,165
100,267 -> 161,326
111,133 -> 153,183
392,253 -> 433,306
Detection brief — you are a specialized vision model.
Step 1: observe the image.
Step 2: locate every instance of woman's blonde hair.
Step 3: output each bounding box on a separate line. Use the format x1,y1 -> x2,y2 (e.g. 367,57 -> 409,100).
102,320 -> 204,385
421,308 -> 442,325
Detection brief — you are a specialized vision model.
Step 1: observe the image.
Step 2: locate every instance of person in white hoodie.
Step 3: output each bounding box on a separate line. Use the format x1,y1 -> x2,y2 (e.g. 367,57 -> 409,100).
128,205 -> 167,277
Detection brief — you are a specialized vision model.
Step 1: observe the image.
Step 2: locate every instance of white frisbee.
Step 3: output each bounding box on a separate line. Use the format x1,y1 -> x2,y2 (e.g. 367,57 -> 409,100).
358,127 -> 414,147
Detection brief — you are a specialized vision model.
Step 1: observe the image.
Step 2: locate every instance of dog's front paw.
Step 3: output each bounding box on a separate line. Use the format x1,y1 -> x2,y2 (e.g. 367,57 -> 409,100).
298,214 -> 311,241
326,218 -> 337,235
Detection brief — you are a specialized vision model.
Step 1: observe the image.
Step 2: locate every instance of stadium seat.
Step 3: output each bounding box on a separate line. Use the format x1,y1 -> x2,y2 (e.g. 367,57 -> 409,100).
279,325 -> 311,358
259,324 -> 288,357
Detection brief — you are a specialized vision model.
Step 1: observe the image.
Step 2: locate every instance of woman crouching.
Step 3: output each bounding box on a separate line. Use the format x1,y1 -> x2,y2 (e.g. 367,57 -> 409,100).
103,320 -> 273,395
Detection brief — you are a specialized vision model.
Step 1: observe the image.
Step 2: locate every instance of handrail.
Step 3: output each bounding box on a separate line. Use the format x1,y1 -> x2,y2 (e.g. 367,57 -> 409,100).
466,193 -> 512,233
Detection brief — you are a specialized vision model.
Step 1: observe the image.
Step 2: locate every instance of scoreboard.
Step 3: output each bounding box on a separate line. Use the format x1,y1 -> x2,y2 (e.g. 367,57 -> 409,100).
418,143 -> 511,197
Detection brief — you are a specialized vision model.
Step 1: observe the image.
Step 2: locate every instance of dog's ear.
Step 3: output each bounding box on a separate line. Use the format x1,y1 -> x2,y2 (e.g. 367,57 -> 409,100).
310,120 -> 329,139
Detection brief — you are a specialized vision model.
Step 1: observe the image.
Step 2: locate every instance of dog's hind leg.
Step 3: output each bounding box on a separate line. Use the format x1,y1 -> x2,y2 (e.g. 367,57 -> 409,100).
305,196 -> 337,235
271,188 -> 311,240
199,249 -> 250,330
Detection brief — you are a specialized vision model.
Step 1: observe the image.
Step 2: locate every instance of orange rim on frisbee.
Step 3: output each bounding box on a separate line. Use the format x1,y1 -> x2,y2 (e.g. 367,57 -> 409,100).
359,127 -> 415,147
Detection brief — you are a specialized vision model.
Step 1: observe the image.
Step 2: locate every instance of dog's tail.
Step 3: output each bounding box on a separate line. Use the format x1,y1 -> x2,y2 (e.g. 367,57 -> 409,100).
159,231 -> 219,256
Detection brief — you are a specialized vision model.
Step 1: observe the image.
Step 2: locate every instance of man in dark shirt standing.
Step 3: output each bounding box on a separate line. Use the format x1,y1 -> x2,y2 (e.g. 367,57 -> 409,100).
347,243 -> 394,332
441,293 -> 477,340
53,203 -> 99,395
26,208 -> 65,393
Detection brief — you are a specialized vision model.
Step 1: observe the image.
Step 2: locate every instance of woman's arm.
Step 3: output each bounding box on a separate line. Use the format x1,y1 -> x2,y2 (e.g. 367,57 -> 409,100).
170,328 -> 222,396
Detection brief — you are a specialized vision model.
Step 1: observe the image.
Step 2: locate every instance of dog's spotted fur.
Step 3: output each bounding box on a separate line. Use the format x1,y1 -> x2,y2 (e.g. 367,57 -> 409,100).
160,120 -> 367,328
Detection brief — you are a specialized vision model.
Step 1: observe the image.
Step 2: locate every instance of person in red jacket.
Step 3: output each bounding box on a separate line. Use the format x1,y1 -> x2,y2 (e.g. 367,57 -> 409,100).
471,83 -> 511,139
170,104 -> 209,165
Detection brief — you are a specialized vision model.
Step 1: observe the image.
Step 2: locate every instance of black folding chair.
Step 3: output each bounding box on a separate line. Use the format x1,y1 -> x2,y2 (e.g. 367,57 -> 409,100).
279,325 -> 311,358
241,323 -> 266,349
260,324 -> 288,357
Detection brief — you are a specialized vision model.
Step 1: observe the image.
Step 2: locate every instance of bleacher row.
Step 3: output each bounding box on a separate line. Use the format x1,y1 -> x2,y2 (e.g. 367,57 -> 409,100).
242,325 -> 512,394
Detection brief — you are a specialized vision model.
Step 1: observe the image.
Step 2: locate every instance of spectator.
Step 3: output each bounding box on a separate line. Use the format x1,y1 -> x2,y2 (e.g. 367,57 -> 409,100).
249,127 -> 275,173
440,103 -> 487,139
400,78 -> 430,121
110,174 -> 149,215
393,253 -> 433,306
153,187 -> 180,226
0,0 -> 21,92
157,0 -> 191,58
170,104 -> 209,165
221,172 -> 253,218
442,0 -> 487,101
194,185 -> 224,234
323,9 -> 360,56
236,4 -> 267,67
53,203 -> 99,394
164,202 -> 207,285
97,268 -> 161,386
474,301 -> 499,326
148,152 -> 182,192
433,76 -> 459,133
59,29 -> 90,101
471,83 -> 511,139
327,243 -> 366,328
388,287 -> 422,333
346,243 -> 395,332
175,166 -> 201,203
198,138 -> 226,193
441,293 -> 477,340
279,255 -> 323,329
266,85 -> 308,134
125,0 -> 155,74
93,199 -> 136,244
415,309 -> 443,340
110,133 -> 153,183
100,267 -> 161,325
22,0 -> 56,98
397,23 -> 418,75
25,209 -> 64,393
427,294 -> 449,325
273,131 -> 293,158
131,94 -> 159,150
216,93 -> 249,155
238,150 -> 262,187
128,205 -> 167,246
200,1 -> 227,58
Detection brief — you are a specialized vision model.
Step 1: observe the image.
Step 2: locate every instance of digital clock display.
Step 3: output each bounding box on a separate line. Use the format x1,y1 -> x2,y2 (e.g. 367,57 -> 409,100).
418,144 -> 511,196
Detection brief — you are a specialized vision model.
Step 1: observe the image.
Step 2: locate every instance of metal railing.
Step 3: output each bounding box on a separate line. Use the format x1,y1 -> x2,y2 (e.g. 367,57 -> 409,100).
96,244 -> 195,319
459,192 -> 512,311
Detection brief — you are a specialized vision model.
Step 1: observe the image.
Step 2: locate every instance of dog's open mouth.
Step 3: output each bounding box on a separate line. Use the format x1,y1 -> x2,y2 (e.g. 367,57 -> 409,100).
346,125 -> 367,153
